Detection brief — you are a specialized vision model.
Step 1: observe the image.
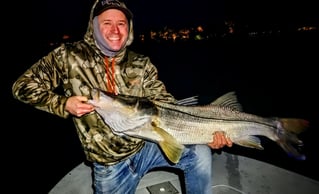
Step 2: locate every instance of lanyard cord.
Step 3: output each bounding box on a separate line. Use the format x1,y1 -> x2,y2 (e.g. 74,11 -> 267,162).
104,57 -> 117,95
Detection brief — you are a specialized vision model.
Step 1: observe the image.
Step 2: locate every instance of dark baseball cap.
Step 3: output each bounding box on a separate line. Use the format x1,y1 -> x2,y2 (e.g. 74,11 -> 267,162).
93,0 -> 133,19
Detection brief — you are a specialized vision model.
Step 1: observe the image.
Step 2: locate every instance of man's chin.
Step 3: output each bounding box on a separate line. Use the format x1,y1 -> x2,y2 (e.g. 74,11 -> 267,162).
109,45 -> 122,51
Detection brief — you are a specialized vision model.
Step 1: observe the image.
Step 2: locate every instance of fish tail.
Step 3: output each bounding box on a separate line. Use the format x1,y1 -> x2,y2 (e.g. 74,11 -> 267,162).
280,118 -> 309,134
276,118 -> 309,160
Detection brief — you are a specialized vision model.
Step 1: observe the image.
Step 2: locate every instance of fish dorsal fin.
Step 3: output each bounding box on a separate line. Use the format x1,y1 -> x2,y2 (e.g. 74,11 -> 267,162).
210,91 -> 243,111
176,96 -> 199,106
152,124 -> 185,164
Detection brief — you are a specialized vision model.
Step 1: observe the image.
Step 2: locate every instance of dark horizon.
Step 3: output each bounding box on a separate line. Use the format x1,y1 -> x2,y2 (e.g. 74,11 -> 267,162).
25,0 -> 319,41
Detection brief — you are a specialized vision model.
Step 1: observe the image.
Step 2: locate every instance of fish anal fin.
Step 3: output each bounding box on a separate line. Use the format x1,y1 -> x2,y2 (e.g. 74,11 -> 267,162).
153,126 -> 184,164
235,136 -> 264,150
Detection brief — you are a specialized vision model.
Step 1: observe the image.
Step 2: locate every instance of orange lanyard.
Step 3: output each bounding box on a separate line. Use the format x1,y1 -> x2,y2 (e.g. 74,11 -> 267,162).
104,57 -> 117,95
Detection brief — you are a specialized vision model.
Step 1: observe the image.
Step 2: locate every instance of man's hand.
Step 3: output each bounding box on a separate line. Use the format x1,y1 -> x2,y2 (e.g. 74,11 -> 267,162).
208,131 -> 232,149
65,96 -> 95,117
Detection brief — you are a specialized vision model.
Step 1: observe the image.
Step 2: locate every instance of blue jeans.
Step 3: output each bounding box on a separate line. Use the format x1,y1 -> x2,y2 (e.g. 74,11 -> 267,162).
93,141 -> 212,194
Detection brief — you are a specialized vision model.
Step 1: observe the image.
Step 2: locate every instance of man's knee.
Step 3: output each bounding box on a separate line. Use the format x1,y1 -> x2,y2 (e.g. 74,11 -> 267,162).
194,145 -> 212,169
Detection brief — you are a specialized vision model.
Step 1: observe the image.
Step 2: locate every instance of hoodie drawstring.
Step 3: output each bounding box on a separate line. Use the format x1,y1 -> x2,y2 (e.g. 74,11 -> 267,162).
104,57 -> 117,95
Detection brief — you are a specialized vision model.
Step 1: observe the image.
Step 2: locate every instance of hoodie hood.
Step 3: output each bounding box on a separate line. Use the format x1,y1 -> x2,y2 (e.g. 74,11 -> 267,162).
84,0 -> 134,58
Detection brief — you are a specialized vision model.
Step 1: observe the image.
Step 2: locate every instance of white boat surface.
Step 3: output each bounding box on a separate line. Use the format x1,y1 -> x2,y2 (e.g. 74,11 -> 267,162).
49,151 -> 319,194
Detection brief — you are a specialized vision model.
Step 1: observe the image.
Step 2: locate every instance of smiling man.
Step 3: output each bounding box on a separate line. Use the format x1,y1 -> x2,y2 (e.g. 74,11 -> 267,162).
12,1 -> 232,193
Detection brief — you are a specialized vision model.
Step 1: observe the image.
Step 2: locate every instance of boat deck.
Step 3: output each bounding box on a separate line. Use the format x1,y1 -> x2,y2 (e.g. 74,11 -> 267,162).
49,152 -> 319,194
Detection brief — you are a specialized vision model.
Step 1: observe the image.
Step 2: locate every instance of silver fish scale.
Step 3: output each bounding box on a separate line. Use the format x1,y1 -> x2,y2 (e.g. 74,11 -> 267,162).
154,102 -> 279,144
154,100 -> 276,126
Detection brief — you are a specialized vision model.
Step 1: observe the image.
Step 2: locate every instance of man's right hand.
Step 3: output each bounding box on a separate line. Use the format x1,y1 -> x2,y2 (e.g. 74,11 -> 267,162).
65,96 -> 95,117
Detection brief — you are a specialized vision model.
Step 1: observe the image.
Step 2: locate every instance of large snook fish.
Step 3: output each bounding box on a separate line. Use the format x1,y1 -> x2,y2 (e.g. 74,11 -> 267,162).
88,88 -> 308,164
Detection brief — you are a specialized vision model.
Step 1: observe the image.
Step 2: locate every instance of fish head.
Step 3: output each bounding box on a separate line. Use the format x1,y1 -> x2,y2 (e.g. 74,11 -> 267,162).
87,88 -> 158,133
88,88 -> 138,115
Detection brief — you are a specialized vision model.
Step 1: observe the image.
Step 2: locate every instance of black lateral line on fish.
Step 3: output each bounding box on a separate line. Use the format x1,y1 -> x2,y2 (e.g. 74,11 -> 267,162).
154,103 -> 277,129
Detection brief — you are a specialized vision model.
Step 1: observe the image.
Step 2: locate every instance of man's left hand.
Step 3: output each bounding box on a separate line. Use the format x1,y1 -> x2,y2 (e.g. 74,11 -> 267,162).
208,131 -> 232,149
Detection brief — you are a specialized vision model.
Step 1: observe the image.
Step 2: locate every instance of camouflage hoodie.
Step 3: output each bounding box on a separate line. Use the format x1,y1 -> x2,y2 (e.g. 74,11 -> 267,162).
12,0 -> 175,165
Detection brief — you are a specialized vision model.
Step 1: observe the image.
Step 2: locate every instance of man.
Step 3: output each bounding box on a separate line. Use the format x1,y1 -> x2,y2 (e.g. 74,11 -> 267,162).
12,0 -> 232,193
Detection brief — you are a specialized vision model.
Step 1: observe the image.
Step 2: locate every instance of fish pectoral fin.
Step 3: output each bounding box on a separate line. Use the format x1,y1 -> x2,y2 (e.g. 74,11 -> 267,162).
153,126 -> 184,164
158,141 -> 184,164
236,136 -> 264,150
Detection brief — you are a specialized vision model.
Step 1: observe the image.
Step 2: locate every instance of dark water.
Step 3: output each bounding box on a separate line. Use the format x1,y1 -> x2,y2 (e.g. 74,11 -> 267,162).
4,31 -> 319,193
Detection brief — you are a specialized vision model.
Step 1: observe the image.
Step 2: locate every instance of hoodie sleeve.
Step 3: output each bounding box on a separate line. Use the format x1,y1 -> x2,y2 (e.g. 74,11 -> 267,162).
142,57 -> 176,103
12,46 -> 70,118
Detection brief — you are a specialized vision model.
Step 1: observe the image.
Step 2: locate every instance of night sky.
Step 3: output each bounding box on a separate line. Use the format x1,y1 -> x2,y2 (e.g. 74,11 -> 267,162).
25,0 -> 318,40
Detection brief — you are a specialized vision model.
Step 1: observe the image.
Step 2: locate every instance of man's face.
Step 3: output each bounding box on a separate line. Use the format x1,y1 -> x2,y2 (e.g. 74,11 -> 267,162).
97,9 -> 129,51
